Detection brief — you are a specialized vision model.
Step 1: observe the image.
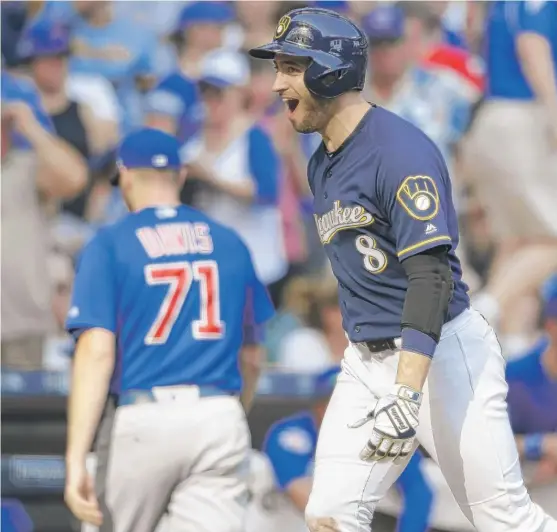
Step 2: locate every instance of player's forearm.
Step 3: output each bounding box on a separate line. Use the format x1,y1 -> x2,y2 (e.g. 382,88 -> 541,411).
66,345 -> 114,466
286,477 -> 313,513
517,33 -> 557,117
240,345 -> 263,413
398,248 -> 452,391
213,178 -> 255,203
28,123 -> 88,199
396,350 -> 432,392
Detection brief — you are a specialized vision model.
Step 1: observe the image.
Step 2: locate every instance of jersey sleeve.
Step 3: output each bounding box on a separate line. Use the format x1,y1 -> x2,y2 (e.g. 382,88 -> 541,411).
377,143 -> 453,260
513,1 -> 555,39
248,127 -> 280,205
65,230 -> 117,339
263,423 -> 314,490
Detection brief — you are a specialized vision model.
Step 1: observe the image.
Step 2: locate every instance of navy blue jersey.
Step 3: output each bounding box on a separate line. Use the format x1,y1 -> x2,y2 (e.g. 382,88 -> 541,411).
309,106 -> 469,342
66,205 -> 275,393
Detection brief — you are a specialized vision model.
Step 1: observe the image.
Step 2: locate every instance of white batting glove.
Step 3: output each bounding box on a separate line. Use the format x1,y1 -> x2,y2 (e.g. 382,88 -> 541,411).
349,384 -> 422,462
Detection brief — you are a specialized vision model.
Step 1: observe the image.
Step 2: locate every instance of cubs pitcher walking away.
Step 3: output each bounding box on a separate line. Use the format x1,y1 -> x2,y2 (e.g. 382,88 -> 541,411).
64,128 -> 274,532
250,8 -> 557,532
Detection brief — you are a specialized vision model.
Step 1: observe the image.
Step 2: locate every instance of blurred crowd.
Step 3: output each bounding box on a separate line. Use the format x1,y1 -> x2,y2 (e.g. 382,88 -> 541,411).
1,0 -> 557,529
2,0 -> 555,371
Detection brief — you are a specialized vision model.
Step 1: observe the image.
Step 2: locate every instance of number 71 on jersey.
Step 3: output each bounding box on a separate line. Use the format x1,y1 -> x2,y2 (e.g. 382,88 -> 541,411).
144,260 -> 225,345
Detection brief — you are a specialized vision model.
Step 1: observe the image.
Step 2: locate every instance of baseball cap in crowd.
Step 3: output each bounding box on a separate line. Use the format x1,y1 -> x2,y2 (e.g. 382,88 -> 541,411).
542,274 -> 557,320
17,21 -> 70,62
111,128 -> 182,186
199,49 -> 250,89
361,5 -> 405,44
173,1 -> 234,34
314,366 -> 341,399
312,1 -> 349,12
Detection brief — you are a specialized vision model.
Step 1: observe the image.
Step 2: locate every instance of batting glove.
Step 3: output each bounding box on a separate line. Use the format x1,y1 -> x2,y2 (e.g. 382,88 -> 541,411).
349,384 -> 422,462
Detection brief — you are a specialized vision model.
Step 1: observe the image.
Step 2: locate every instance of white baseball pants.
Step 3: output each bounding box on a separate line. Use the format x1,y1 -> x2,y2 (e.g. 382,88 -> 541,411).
306,308 -> 557,532
87,393 -> 250,532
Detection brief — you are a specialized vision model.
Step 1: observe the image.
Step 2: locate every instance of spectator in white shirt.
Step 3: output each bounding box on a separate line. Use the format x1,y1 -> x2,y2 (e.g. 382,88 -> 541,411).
181,49 -> 288,293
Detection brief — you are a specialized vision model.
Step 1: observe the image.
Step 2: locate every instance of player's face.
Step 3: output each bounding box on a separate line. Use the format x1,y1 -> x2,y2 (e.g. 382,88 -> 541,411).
368,40 -> 408,82
200,83 -> 243,127
272,55 -> 333,134
31,56 -> 68,93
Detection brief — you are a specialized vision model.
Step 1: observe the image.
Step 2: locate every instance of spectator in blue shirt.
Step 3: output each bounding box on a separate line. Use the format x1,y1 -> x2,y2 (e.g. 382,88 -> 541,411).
507,274 -> 557,481
461,1 -> 557,348
144,1 -> 234,143
263,366 -> 434,532
67,1 -> 157,133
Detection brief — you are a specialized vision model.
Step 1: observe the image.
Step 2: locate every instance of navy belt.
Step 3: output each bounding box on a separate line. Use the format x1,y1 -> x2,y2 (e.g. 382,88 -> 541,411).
364,338 -> 400,353
117,385 -> 234,407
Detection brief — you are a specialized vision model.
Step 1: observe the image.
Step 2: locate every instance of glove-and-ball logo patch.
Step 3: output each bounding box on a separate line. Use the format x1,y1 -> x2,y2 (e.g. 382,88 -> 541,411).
396,175 -> 440,221
275,15 -> 291,39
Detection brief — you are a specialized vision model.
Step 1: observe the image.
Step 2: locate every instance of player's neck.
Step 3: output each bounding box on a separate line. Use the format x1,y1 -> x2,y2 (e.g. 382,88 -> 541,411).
320,96 -> 371,154
131,193 -> 181,212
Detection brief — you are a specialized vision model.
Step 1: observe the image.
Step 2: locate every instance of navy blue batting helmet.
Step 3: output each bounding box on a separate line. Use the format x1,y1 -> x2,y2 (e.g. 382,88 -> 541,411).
249,8 -> 368,99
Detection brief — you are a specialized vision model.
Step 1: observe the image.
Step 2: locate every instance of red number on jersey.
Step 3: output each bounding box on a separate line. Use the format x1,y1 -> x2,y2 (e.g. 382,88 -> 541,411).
192,261 -> 224,339
144,260 -> 224,345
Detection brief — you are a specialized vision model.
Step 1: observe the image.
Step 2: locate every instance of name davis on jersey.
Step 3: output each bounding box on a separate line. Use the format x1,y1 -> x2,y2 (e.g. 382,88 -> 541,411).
314,201 -> 374,244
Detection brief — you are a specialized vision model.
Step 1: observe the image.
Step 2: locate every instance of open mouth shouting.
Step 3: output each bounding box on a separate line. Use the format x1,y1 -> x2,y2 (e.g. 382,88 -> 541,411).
283,98 -> 300,116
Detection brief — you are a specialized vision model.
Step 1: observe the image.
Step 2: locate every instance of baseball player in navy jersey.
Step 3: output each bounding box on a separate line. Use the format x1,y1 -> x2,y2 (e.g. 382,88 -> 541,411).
250,8 -> 557,532
64,128 -> 274,532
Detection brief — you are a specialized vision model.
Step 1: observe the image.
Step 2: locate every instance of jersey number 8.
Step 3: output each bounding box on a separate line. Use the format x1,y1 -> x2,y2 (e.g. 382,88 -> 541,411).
144,260 -> 224,345
355,235 -> 388,274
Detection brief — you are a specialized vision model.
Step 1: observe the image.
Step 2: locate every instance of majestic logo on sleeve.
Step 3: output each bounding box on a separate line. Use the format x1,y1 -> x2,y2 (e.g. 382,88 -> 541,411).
396,175 -> 440,221
314,201 -> 374,244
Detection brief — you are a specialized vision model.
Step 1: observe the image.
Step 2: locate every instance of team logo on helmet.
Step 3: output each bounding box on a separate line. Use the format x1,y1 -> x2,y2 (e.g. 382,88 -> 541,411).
285,25 -> 315,48
275,15 -> 291,39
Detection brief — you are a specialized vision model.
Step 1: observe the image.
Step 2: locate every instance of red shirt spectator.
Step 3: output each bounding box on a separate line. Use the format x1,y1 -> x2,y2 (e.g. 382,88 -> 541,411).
423,43 -> 485,93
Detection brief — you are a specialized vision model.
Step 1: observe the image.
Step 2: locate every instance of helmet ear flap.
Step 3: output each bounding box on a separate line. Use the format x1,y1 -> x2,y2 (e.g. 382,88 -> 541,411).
304,61 -> 358,99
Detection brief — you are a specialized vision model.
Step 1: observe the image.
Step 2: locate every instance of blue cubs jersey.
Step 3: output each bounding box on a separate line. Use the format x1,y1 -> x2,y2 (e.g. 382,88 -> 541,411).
263,411 -> 433,531
486,1 -> 557,100
65,205 -> 274,393
263,412 -> 318,489
506,337 -> 557,434
308,106 -> 469,342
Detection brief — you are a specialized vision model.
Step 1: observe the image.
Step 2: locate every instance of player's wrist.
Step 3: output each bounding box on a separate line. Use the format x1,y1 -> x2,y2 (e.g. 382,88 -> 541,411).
391,383 -> 422,405
524,433 -> 544,461
401,328 -> 437,359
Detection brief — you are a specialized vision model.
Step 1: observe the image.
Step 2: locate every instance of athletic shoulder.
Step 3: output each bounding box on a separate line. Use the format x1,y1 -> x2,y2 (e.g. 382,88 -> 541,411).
370,107 -> 448,190
373,106 -> 441,161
